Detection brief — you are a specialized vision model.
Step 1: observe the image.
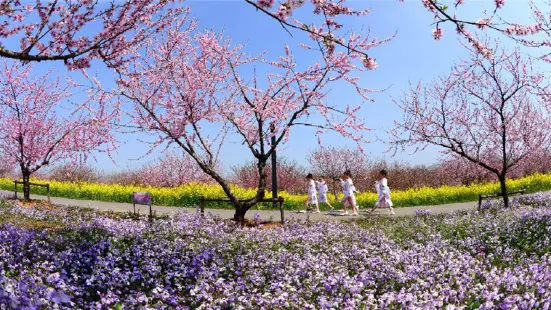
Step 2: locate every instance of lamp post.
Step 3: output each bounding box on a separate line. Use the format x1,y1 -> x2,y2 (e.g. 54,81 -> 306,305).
270,125 -> 277,209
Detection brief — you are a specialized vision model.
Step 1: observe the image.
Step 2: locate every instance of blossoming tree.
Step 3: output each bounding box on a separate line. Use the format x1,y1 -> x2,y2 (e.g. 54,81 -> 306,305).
308,146 -> 369,197
391,43 -> 551,208
131,151 -> 216,187
246,0 -> 386,69
0,61 -> 116,199
419,0 -> 551,59
115,11 -> 384,221
0,0 -> 183,69
0,152 -> 14,177
0,0 -> 389,71
231,158 -> 306,194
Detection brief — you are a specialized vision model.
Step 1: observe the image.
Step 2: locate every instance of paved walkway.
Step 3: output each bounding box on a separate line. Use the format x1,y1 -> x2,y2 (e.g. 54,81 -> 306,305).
1,190 -> 477,221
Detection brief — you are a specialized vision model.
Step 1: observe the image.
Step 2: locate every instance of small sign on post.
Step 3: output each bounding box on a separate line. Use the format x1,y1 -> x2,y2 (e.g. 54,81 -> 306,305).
132,192 -> 152,221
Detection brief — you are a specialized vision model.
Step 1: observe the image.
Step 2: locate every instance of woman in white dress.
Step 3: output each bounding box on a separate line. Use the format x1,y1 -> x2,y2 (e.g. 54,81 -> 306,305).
340,170 -> 358,216
300,173 -> 320,213
370,169 -> 395,215
316,176 -> 334,212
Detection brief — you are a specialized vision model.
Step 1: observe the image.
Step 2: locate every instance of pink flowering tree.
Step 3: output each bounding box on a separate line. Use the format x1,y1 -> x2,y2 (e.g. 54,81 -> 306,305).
100,152 -> 216,187
231,158 -> 306,194
418,0 -> 551,59
435,151 -> 551,186
0,0 -> 388,71
0,152 -> 15,177
0,0 -> 182,69
47,163 -> 99,183
391,43 -> 551,208
435,156 -> 495,186
0,61 -> 116,199
246,0 -> 390,70
510,150 -> 551,178
132,151 -> 216,187
308,146 -> 368,197
114,12 -> 381,221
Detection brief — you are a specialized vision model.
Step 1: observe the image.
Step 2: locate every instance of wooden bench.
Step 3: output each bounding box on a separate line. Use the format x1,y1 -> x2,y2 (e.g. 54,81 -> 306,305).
13,181 -> 50,202
478,189 -> 525,211
199,196 -> 285,224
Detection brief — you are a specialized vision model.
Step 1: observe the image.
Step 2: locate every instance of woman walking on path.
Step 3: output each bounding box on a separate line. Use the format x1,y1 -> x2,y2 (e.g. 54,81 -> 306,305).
370,169 -> 395,215
340,170 -> 358,216
300,173 -> 320,213
316,176 -> 334,212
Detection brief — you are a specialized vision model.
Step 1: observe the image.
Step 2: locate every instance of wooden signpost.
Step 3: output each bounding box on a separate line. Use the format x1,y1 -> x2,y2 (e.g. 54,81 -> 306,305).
132,192 -> 153,221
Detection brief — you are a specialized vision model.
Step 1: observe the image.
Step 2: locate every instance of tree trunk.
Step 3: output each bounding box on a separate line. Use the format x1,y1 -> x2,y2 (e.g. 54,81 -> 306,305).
499,174 -> 509,208
22,170 -> 31,200
234,205 -> 248,222
172,144 -> 270,223
333,180 -> 338,201
257,160 -> 268,198
232,159 -> 268,223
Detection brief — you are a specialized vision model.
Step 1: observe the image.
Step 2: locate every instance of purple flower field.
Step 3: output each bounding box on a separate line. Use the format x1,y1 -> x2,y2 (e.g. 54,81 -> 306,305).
1,194 -> 551,309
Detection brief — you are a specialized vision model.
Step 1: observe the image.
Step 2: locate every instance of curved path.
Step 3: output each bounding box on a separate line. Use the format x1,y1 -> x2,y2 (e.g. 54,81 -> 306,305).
1,190 -> 477,221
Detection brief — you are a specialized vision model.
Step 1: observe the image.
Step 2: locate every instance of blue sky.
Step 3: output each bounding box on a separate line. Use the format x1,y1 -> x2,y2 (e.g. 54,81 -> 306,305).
3,0 -> 539,172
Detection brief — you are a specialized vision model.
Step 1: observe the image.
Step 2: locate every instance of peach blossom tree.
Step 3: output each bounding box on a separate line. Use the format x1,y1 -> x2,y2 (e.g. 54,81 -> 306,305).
392,43 -> 551,208
0,0 -> 184,69
114,11 -> 384,221
0,61 -> 116,199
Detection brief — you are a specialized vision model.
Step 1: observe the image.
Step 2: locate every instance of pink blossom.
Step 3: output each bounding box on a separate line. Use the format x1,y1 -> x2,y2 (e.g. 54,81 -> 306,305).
476,18 -> 490,29
495,0 -> 505,9
432,27 -> 443,40
0,1 -> 185,69
504,23 -> 542,36
247,0 -> 392,73
256,0 -> 275,8
362,57 -> 378,70
12,14 -> 24,22
421,0 -> 437,12
277,4 -> 291,21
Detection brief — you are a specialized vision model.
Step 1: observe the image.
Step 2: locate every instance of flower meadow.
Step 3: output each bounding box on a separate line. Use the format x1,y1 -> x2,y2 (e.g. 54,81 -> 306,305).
3,173 -> 551,210
2,193 -> 551,309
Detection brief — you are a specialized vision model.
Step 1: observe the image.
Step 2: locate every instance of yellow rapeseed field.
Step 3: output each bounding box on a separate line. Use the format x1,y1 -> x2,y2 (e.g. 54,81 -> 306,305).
2,173 -> 551,210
